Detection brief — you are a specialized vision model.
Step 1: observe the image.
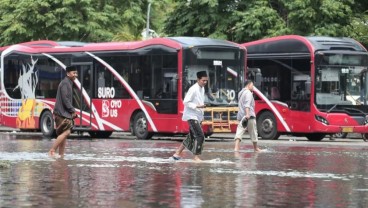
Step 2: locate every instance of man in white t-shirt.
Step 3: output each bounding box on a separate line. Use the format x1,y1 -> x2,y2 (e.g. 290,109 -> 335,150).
172,71 -> 208,162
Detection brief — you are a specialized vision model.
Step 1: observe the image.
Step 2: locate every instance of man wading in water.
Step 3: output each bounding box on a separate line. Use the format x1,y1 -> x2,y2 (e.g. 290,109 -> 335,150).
48,66 -> 78,157
172,71 -> 208,162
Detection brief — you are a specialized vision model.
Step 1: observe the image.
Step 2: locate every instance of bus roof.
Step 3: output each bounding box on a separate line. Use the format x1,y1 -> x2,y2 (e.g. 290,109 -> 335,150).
0,37 -> 242,54
168,37 -> 241,48
242,35 -> 367,56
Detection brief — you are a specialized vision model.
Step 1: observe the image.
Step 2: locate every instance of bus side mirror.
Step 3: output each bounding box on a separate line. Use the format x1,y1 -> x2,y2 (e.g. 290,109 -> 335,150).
248,68 -> 262,88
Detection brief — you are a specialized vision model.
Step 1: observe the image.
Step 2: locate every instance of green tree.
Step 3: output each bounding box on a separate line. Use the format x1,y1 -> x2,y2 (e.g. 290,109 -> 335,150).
0,0 -> 175,45
233,0 -> 290,42
0,0 -> 126,45
164,0 -> 240,40
112,0 -> 175,41
165,0 -> 367,44
348,0 -> 368,46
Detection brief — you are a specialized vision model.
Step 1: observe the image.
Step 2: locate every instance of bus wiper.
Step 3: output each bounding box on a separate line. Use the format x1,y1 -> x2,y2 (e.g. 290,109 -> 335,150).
327,103 -> 338,113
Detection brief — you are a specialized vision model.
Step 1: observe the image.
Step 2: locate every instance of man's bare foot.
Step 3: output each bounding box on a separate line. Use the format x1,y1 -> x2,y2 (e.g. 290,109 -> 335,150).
172,153 -> 181,160
234,151 -> 241,158
254,148 -> 262,153
48,149 -> 55,157
193,156 -> 202,162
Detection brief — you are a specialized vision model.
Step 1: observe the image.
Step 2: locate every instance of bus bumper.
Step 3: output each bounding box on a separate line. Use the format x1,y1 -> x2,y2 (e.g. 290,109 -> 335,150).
315,125 -> 368,134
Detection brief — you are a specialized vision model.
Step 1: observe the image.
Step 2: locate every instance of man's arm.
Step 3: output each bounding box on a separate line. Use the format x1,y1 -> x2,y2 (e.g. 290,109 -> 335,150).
245,107 -> 250,119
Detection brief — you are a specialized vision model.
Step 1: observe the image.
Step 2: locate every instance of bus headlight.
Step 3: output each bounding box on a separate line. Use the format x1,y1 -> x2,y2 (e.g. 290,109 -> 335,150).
315,115 -> 329,125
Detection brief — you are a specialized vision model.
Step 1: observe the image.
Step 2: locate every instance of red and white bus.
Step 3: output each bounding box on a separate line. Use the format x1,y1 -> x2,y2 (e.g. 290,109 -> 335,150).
242,35 -> 368,141
0,37 -> 245,139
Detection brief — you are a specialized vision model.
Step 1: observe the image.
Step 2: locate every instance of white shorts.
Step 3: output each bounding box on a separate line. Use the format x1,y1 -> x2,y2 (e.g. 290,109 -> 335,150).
234,118 -> 258,142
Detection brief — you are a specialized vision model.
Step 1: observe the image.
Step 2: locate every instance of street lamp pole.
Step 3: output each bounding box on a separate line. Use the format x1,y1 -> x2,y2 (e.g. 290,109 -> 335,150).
146,0 -> 152,40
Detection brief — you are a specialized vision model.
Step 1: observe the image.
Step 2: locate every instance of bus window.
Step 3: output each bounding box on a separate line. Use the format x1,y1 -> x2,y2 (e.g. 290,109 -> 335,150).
36,57 -> 65,98
96,52 -> 178,113
146,54 -> 178,114
183,48 -> 243,106
4,59 -> 21,99
4,55 -> 65,99
248,58 -> 310,111
99,55 -> 131,99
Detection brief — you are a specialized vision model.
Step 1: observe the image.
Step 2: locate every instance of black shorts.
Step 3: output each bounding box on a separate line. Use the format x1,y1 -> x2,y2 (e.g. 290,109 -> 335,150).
54,114 -> 73,136
182,120 -> 205,155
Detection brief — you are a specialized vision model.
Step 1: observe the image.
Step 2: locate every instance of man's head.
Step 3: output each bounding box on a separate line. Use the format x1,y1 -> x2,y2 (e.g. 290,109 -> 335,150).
196,71 -> 208,87
66,66 -> 78,81
244,80 -> 254,91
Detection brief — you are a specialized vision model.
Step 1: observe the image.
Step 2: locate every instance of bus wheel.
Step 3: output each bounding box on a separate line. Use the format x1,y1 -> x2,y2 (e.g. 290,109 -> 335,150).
333,132 -> 348,138
133,112 -> 153,140
257,111 -> 280,140
40,111 -> 55,137
362,133 -> 368,142
306,133 -> 325,141
88,131 -> 113,138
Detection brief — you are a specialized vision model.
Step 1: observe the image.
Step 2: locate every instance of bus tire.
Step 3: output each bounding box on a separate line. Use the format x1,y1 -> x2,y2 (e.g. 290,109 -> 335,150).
40,111 -> 55,137
363,133 -> 368,142
257,111 -> 280,140
88,131 -> 113,138
133,111 -> 153,140
333,132 -> 348,138
306,133 -> 325,141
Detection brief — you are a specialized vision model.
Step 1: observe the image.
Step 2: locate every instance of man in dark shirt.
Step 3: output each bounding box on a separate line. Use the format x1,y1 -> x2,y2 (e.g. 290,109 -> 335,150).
48,66 -> 78,157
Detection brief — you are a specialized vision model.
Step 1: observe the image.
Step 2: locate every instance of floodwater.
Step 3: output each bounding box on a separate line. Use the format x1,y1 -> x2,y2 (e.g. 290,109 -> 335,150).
0,133 -> 368,208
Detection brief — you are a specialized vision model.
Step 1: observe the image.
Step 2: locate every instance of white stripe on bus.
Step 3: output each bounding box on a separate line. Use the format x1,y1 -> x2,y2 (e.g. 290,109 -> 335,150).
253,87 -> 291,132
226,67 -> 238,77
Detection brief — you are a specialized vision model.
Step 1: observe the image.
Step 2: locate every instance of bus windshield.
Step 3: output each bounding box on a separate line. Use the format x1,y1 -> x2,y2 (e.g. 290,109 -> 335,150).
183,47 -> 244,106
315,53 -> 368,111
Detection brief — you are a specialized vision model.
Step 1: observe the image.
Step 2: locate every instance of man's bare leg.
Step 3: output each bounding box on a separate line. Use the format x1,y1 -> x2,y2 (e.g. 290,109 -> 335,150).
58,136 -> 68,157
49,130 -> 70,156
173,143 -> 185,159
58,129 -> 71,156
253,142 -> 262,152
234,138 -> 241,151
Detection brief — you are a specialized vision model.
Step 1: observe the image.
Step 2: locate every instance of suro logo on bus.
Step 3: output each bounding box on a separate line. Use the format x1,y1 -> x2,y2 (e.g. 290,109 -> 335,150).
98,87 -> 115,98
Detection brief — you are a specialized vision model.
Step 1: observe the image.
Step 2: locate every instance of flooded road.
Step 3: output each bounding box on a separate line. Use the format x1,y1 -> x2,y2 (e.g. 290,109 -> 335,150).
0,132 -> 367,207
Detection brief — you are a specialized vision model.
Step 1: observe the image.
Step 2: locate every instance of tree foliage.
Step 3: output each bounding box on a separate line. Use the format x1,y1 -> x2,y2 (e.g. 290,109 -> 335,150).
0,0 -> 175,45
112,0 -> 175,41
0,0 -> 125,45
165,0 -> 368,45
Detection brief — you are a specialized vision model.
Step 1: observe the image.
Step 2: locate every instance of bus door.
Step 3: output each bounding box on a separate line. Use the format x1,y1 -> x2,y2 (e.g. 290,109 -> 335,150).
72,64 -> 93,131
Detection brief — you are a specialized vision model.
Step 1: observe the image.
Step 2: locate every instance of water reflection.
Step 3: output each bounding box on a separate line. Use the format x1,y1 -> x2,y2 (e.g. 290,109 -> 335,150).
0,133 -> 367,207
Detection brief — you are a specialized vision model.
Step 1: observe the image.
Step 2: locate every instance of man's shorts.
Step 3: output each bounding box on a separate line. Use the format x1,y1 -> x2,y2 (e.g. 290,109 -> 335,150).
234,117 -> 258,142
54,114 -> 73,136
183,120 -> 205,155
